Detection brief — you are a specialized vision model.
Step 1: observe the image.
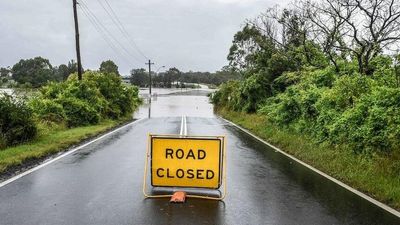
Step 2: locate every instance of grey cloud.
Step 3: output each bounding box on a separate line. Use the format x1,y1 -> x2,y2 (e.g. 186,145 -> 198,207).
0,0 -> 290,74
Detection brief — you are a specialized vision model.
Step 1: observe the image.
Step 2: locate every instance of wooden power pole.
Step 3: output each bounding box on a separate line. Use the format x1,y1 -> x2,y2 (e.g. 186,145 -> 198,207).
146,59 -> 154,98
72,0 -> 83,80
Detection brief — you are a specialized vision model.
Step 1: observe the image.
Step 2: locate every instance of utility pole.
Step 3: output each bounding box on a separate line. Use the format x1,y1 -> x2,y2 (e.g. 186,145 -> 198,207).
145,59 -> 154,99
72,0 -> 83,80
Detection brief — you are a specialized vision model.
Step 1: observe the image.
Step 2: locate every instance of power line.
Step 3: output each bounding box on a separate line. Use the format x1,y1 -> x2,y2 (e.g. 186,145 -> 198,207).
79,0 -> 142,64
78,3 -> 134,66
78,4 -> 134,65
78,0 -> 144,64
103,0 -> 149,60
94,0 -> 148,60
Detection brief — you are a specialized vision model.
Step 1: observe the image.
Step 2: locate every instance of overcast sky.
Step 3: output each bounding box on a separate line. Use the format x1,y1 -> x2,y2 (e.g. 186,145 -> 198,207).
0,0 -> 290,75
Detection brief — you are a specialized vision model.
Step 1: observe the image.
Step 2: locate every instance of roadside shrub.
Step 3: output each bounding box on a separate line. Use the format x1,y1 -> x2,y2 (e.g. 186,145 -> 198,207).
57,97 -> 100,127
238,73 -> 270,112
259,68 -> 333,128
89,72 -> 139,118
39,82 -> 67,99
316,74 -> 373,112
212,74 -> 271,113
114,85 -> 141,117
304,67 -> 337,88
60,80 -> 107,116
29,98 -> 65,123
33,71 -> 141,127
273,71 -> 303,91
69,71 -> 140,118
0,95 -> 37,148
255,66 -> 400,154
259,87 -> 302,125
329,86 -> 400,153
211,80 -> 241,110
312,75 -> 375,142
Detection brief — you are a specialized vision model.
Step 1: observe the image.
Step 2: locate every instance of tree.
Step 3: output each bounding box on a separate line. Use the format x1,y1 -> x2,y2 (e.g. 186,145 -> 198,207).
11,57 -> 56,87
143,67 -> 240,87
56,60 -> 78,81
307,0 -> 400,74
0,67 -> 11,78
164,67 -> 181,88
394,54 -> 400,88
0,67 -> 11,84
130,68 -> 148,87
227,24 -> 274,73
100,60 -> 119,76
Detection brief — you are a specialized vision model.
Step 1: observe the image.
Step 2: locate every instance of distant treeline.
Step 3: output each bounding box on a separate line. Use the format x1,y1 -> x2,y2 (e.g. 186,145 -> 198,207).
1,57 -> 240,88
0,57 -> 123,88
0,57 -> 78,88
130,67 -> 240,88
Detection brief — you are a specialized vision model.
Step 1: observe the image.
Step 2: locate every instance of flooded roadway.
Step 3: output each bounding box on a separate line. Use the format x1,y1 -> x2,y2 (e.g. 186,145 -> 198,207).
0,88 -> 399,225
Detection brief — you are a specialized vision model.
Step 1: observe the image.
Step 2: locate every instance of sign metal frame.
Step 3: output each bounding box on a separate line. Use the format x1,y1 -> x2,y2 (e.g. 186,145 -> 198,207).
143,134 -> 227,200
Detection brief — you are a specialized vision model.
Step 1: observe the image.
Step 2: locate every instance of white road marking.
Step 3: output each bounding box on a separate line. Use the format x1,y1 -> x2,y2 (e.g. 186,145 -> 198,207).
180,116 -> 184,135
184,115 -> 188,136
179,115 -> 187,136
221,117 -> 400,218
0,118 -> 145,188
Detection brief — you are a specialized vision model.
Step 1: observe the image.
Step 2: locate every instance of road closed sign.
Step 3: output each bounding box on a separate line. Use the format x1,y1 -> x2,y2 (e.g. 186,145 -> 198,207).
150,135 -> 224,189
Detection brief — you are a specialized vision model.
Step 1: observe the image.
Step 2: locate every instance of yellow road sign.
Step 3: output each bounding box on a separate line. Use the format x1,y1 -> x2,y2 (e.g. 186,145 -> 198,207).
150,135 -> 224,189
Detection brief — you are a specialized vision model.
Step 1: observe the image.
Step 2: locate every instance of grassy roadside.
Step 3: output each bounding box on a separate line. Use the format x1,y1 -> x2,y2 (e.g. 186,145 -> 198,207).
217,107 -> 400,210
0,118 -> 132,174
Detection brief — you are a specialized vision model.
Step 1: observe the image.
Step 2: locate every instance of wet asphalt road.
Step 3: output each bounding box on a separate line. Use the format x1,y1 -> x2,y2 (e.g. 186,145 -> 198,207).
0,89 -> 399,225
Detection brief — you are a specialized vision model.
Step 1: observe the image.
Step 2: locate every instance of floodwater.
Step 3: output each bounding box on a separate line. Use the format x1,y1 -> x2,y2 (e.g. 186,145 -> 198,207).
135,88 -> 214,118
0,88 -> 14,95
0,88 -> 35,97
0,88 -> 399,225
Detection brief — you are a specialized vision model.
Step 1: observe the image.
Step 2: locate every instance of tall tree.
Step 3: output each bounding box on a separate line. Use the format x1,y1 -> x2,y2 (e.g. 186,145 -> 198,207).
306,0 -> 400,74
11,57 -> 55,87
130,68 -> 148,87
0,67 -> 11,78
99,60 -> 120,76
56,60 -> 78,81
164,67 -> 181,88
227,24 -> 273,73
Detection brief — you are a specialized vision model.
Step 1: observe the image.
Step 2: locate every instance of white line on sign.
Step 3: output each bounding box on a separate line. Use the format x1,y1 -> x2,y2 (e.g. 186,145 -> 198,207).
0,118 -> 146,189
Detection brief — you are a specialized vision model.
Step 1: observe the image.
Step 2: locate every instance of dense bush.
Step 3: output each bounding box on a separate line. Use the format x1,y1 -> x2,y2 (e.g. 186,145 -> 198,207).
255,67 -> 400,154
328,86 -> 400,153
29,98 -> 65,122
60,80 -> 107,116
0,70 -> 140,150
211,74 -> 272,113
74,71 -> 140,118
57,97 -> 100,127
0,95 -> 37,148
211,80 -> 242,111
31,71 -> 140,127
214,61 -> 400,155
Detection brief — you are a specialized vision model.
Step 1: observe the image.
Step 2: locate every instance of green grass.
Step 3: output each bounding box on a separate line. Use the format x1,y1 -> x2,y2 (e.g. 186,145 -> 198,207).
0,119 -> 129,174
217,107 -> 400,210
